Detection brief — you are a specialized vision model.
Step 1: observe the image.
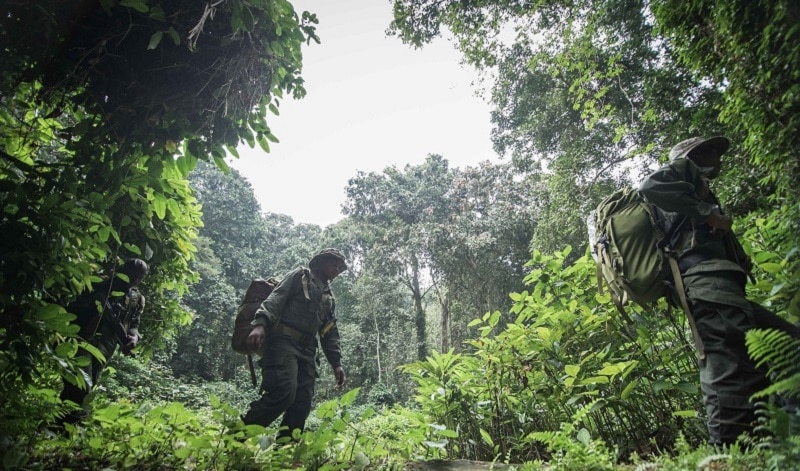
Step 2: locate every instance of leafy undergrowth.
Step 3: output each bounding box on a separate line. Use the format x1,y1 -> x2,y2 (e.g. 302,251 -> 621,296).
5,389 -> 799,471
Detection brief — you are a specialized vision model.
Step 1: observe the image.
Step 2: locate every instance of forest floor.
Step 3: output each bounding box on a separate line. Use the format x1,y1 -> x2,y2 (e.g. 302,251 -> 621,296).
404,460 -> 517,470
403,459 -> 642,470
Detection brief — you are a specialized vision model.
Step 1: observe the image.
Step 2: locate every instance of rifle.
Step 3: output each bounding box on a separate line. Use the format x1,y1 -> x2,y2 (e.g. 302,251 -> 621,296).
103,299 -> 135,356
247,354 -> 257,387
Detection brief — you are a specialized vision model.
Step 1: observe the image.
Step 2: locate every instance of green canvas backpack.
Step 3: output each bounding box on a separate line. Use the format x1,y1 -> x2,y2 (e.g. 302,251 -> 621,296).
591,186 -> 706,358
592,187 -> 670,321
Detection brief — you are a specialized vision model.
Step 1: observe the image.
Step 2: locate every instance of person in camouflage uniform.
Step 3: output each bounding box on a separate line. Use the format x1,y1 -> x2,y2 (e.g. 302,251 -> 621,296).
640,136 -> 800,445
60,258 -> 149,421
242,248 -> 347,438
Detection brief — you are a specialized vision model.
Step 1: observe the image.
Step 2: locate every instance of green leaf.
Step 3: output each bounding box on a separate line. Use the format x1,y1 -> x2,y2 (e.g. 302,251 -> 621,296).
565,364 -> 581,377
479,428 -> 493,446
98,226 -> 110,242
167,27 -> 181,45
153,194 -> 167,220
621,379 -> 638,399
340,387 -> 360,405
653,379 -> 672,393
213,155 -> 230,173
759,262 -> 783,274
147,31 -> 163,50
55,341 -> 78,358
120,0 -> 149,14
595,364 -> 623,376
174,447 -> 192,459
149,5 -> 166,22
257,135 -> 270,153
580,376 -> 610,385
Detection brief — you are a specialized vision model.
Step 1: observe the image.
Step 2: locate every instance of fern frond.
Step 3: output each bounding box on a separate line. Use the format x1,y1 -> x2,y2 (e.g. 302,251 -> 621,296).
746,328 -> 800,400
746,329 -> 800,377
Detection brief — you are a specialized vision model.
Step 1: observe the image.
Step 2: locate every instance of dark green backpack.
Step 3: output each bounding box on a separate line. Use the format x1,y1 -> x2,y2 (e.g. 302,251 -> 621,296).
592,187 -> 706,357
231,277 -> 278,355
592,187 -> 670,320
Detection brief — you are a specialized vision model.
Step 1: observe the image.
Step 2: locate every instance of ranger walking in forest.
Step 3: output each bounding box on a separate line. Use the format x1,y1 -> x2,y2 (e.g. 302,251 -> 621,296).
59,258 -> 149,424
639,136 -> 800,445
242,248 -> 348,439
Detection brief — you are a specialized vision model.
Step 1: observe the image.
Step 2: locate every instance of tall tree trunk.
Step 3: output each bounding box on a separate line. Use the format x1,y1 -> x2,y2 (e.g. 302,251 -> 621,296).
411,254 -> 427,361
438,289 -> 450,352
373,314 -> 382,382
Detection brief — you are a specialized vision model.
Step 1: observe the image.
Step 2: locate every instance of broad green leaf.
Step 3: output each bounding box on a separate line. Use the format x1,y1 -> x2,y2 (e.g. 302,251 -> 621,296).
653,379 -> 672,393
576,427 -> 591,445
148,31 -> 163,50
174,447 -> 192,459
257,135 -> 270,153
565,364 -> 581,377
674,382 -> 698,394
167,27 -> 180,45
479,428 -> 493,446
120,0 -> 149,14
340,387 -> 360,405
153,194 -> 167,219
596,364 -> 624,376
759,262 -> 783,274
581,376 -> 610,385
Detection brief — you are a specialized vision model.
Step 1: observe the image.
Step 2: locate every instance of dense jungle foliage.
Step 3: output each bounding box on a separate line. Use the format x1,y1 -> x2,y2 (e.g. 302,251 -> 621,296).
1,0 -> 799,469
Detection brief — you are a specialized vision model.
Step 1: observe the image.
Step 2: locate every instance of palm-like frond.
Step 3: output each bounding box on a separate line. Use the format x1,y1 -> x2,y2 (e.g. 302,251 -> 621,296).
746,328 -> 800,399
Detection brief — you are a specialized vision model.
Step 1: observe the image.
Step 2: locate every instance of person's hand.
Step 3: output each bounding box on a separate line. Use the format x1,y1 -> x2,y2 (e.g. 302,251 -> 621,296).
333,366 -> 346,389
247,325 -> 265,352
122,333 -> 138,355
705,211 -> 732,235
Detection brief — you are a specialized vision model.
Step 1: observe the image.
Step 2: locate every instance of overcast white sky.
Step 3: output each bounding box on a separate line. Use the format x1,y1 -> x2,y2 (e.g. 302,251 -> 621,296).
227,0 -> 499,228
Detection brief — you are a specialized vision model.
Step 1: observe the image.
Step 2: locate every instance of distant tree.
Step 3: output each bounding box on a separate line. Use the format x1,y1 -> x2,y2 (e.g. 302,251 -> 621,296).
344,155 -> 454,361
170,236 -> 240,381
430,162 -> 539,350
189,162 -> 273,288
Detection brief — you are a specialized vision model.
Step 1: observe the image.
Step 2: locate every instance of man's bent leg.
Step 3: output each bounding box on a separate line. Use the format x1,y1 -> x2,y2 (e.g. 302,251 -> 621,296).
243,353 -> 299,427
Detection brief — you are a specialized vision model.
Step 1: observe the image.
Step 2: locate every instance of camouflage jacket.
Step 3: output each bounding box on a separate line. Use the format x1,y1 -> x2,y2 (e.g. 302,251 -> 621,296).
639,157 -> 748,277
253,266 -> 342,367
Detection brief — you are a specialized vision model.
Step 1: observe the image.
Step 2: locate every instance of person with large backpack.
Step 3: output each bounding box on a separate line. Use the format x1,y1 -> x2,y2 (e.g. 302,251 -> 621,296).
639,136 -> 800,446
241,248 -> 348,439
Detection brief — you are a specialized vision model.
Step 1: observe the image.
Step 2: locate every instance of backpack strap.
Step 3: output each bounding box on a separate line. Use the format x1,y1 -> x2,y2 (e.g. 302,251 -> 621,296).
595,239 -> 634,324
665,250 -> 706,360
301,267 -> 311,301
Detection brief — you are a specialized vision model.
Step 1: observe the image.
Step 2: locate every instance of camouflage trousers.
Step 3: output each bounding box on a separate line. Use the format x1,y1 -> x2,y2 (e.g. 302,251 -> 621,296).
242,336 -> 317,439
690,285 -> 800,445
